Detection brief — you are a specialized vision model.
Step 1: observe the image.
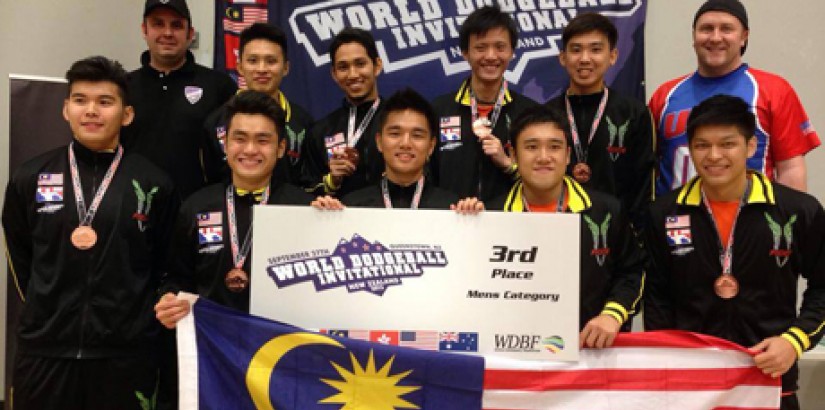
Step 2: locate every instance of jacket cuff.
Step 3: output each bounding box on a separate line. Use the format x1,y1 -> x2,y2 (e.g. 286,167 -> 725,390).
782,327 -> 810,359
323,173 -> 340,194
601,301 -> 628,325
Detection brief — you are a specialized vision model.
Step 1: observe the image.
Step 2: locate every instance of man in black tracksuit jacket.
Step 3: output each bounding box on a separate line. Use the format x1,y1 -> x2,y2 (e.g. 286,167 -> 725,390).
644,95 -> 825,410
430,6 -> 538,202
155,91 -> 312,323
123,0 -> 237,198
454,105 -> 645,347
545,13 -> 654,232
2,57 -> 179,409
301,28 -> 385,197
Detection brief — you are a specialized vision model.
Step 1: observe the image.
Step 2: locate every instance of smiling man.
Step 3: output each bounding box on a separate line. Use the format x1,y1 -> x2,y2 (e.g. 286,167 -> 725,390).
313,88 -> 459,210
123,0 -> 237,198
545,12 -> 654,232
453,106 -> 645,349
430,5 -> 537,202
644,95 -> 825,410
2,56 -> 179,410
203,23 -> 314,186
302,27 -> 386,197
649,0 -> 819,196
155,91 -> 312,325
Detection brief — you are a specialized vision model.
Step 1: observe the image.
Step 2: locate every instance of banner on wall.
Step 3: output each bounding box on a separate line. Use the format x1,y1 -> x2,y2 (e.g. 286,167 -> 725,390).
214,0 -> 648,119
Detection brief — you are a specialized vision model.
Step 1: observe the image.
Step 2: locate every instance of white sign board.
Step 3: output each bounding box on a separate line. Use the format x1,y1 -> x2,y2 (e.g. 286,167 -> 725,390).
251,206 -> 581,361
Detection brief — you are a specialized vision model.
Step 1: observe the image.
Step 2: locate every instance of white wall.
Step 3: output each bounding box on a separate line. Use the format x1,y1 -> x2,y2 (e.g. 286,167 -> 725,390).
2,0 -> 824,406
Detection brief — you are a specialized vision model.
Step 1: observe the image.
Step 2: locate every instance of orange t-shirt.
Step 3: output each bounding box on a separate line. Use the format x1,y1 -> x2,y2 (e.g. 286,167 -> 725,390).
708,200 -> 740,247
527,196 -> 569,213
477,104 -> 493,120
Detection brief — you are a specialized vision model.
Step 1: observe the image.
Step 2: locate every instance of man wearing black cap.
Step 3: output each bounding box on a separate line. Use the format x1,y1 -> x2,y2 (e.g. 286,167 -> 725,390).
649,0 -> 819,196
123,0 -> 237,198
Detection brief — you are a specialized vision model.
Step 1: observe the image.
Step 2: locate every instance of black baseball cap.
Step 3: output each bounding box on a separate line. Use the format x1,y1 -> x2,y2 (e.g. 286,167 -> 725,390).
144,0 -> 191,23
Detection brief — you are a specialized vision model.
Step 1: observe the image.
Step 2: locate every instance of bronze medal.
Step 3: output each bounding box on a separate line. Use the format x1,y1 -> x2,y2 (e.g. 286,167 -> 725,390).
225,268 -> 249,292
714,275 -> 739,299
572,162 -> 591,184
344,147 -> 361,168
472,118 -> 492,138
71,226 -> 97,250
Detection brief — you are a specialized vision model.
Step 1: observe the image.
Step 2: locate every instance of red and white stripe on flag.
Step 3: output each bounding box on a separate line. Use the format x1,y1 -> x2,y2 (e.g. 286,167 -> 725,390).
482,331 -> 780,410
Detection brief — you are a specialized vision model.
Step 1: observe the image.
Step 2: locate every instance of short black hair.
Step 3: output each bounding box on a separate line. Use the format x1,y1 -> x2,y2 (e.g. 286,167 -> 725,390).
562,12 -> 618,50
329,27 -> 379,64
65,56 -> 129,102
224,91 -> 286,141
509,105 -> 570,150
378,88 -> 438,138
687,94 -> 755,143
240,23 -> 288,61
459,6 -> 518,52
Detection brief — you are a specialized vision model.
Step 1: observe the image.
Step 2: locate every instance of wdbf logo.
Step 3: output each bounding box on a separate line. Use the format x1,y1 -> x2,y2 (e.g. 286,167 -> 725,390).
266,234 -> 448,296
289,0 -> 643,83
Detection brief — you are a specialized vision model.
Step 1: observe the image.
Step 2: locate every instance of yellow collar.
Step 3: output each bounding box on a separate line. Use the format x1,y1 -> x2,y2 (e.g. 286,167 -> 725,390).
503,176 -> 591,213
676,172 -> 775,206
455,78 -> 513,106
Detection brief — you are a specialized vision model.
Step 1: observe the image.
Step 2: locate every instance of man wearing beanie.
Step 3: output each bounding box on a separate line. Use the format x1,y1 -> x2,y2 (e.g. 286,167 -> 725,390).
649,0 -> 819,196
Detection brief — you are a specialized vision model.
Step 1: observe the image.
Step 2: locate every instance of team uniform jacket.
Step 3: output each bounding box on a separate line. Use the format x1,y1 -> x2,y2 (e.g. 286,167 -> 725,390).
649,64 -> 820,195
546,88 -> 655,230
301,98 -> 385,197
644,172 -> 825,392
342,178 -> 459,209
202,91 -> 314,185
431,80 -> 538,201
123,51 -> 238,198
2,142 -> 179,358
163,179 -> 312,312
487,177 -> 646,329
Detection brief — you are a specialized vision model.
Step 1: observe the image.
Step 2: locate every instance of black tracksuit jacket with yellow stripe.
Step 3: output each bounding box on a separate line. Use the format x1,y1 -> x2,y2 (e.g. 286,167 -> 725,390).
488,176 -> 646,330
644,172 -> 825,392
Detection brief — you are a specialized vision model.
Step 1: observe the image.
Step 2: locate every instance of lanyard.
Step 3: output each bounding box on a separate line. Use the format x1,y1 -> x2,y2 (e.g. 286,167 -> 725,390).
346,98 -> 381,148
701,179 -> 751,276
68,142 -> 123,226
522,182 -> 567,213
226,185 -> 270,269
381,176 -> 425,209
470,80 -> 508,129
564,88 -> 609,163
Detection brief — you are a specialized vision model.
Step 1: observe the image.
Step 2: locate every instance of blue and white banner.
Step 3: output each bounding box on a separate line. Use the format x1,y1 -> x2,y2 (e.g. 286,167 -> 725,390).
215,0 -> 648,119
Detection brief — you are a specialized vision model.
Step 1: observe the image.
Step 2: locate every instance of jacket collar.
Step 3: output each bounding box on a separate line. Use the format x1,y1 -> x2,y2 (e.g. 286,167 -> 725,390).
454,78 -> 513,107
503,176 -> 592,213
140,50 -> 196,75
676,172 -> 775,206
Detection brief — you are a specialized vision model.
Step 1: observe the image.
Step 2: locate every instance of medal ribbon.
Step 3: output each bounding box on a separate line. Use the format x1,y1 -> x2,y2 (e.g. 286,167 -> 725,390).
381,176 -> 425,209
564,88 -> 609,164
522,182 -> 567,213
346,98 -> 381,149
701,178 -> 752,277
226,185 -> 270,269
68,142 -> 124,227
470,80 -> 508,128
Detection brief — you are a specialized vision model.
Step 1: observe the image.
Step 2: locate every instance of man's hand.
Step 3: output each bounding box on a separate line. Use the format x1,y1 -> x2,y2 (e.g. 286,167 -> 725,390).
751,336 -> 798,378
312,196 -> 345,210
328,152 -> 357,185
154,292 -> 191,329
479,134 -> 513,169
580,314 -> 622,349
451,197 -> 485,214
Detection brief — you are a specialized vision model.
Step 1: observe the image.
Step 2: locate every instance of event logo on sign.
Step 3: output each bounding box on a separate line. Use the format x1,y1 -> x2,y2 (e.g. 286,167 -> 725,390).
289,0 -> 643,82
266,234 -> 448,296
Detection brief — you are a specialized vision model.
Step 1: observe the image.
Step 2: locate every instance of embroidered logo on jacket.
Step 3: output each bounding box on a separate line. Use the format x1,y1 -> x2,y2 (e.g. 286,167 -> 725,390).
665,215 -> 693,255
184,86 -> 203,104
285,125 -> 305,165
132,180 -> 159,232
765,213 -> 796,267
606,116 -> 629,160
197,211 -> 224,251
36,172 -> 65,213
583,213 -> 611,266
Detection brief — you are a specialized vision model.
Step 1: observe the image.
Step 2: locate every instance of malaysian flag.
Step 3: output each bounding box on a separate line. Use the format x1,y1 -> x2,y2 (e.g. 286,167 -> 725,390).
399,331 -> 438,351
665,215 -> 690,229
178,297 -> 781,410
323,329 -> 369,341
223,5 -> 268,34
197,212 -> 222,227
37,172 -> 63,186
440,116 -> 460,128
